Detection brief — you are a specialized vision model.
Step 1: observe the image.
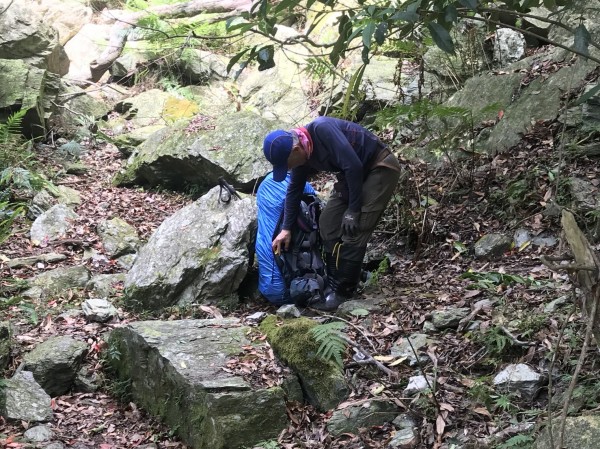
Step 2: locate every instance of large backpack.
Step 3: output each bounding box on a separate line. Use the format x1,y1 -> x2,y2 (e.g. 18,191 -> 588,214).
273,195 -> 326,306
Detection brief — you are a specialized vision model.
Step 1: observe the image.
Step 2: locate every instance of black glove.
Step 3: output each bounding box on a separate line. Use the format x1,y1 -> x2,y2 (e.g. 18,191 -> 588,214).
341,210 -> 360,237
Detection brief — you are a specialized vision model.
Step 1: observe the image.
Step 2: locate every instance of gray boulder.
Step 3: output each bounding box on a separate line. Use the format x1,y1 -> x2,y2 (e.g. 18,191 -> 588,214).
327,400 -> 398,436
114,111 -> 276,193
108,319 -> 288,449
124,186 -> 256,310
0,321 -> 12,370
0,1 -> 66,73
30,204 -> 79,246
493,28 -> 526,67
0,371 -> 52,422
176,48 -> 229,85
446,48 -> 598,155
22,336 -> 88,396
535,416 -> 600,449
23,265 -> 91,299
97,217 -> 140,258
493,363 -> 547,402
390,333 -> 432,367
0,1 -> 68,137
85,273 -> 125,298
431,307 -> 470,330
404,375 -> 434,396
24,424 -> 54,442
82,298 -> 118,323
474,233 -> 512,259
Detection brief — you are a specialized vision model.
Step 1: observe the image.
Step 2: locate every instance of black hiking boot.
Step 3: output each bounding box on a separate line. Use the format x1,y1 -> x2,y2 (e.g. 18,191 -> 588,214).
310,256 -> 363,311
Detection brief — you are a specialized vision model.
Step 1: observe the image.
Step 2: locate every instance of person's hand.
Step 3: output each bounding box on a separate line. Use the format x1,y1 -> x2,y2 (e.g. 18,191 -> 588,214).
272,230 -> 292,255
341,210 -> 360,237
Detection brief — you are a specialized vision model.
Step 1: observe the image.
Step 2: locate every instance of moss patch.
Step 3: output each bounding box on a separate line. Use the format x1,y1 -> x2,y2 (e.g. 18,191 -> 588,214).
260,316 -> 333,375
260,316 -> 349,411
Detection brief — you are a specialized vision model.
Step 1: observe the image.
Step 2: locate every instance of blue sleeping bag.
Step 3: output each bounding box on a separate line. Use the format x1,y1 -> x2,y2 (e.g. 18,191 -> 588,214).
256,172 -> 315,304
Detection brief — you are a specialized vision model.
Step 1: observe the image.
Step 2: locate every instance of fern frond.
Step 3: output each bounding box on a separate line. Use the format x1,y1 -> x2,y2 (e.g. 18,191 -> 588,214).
310,321 -> 348,370
497,433 -> 534,449
0,109 -> 26,143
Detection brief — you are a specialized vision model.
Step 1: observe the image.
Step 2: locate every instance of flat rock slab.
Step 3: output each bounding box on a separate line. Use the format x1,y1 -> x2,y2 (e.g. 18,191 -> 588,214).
108,318 -> 288,449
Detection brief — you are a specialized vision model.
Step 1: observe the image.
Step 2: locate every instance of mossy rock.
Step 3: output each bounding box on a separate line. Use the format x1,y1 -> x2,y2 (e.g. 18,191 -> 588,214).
260,316 -> 349,411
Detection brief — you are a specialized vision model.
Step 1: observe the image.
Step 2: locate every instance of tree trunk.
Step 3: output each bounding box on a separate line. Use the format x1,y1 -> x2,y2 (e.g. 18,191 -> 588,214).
561,210 -> 600,348
88,0 -> 253,83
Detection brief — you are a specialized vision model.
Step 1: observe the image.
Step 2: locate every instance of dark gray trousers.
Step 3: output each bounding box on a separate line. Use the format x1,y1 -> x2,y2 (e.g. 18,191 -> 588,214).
319,159 -> 401,259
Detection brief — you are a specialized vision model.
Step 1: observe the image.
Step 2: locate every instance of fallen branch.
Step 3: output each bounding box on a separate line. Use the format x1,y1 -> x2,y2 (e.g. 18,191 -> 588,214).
540,255 -> 596,273
339,334 -> 397,378
500,326 -> 535,347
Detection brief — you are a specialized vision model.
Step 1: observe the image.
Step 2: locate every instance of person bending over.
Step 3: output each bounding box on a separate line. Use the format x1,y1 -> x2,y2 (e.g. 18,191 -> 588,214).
263,116 -> 401,311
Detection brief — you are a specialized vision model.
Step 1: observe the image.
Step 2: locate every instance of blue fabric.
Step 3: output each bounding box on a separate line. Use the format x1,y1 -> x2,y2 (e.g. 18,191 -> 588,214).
256,172 -> 315,304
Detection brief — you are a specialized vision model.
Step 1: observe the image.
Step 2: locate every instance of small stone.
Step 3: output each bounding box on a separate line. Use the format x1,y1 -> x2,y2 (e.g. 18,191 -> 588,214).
246,312 -> 268,323
24,424 -> 54,442
276,304 -> 301,318
44,443 -> 66,449
403,375 -> 434,397
82,298 -> 118,323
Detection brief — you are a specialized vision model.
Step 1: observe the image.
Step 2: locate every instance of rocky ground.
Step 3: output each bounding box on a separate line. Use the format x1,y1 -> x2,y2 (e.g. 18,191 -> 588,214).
1,122 -> 599,448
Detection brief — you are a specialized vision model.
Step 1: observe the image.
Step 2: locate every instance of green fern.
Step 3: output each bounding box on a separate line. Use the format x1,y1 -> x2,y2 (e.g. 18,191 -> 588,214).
0,109 -> 30,170
310,321 -> 347,370
497,434 -> 534,449
0,109 -> 26,143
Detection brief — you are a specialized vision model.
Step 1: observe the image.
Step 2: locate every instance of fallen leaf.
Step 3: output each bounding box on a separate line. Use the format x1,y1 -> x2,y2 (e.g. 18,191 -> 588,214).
436,414 -> 445,435
389,356 -> 408,367
463,290 -> 481,299
473,407 -> 492,417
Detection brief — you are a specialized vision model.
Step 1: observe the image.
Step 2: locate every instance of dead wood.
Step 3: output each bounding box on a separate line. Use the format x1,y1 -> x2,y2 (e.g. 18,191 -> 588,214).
88,0 -> 253,82
557,210 -> 600,348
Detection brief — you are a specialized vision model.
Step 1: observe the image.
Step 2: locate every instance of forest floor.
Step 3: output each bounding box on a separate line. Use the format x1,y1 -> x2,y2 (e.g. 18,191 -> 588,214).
1,120 -> 599,449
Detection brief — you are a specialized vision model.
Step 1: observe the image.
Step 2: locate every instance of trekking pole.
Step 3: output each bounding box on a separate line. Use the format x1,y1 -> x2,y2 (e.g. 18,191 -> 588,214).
218,177 -> 241,203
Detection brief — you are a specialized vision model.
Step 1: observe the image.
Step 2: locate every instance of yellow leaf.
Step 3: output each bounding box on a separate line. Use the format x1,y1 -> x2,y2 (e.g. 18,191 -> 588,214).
374,355 -> 394,362
389,356 -> 408,367
370,384 -> 385,395
518,241 -> 531,252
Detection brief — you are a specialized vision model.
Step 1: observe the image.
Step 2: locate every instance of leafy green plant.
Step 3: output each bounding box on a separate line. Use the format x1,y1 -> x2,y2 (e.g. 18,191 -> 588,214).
492,392 -> 516,412
105,377 -> 132,403
467,377 -> 494,407
471,325 -> 513,356
366,257 -> 390,287
0,200 -> 25,244
19,302 -> 39,325
497,434 -> 534,449
230,0 -> 594,76
309,321 -> 347,370
461,271 -> 537,292
0,109 -> 28,170
105,342 -> 122,362
335,64 -> 367,121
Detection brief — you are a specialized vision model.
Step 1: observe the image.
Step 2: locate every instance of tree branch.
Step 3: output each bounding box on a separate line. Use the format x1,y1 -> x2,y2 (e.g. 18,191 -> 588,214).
339,334 -> 397,378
